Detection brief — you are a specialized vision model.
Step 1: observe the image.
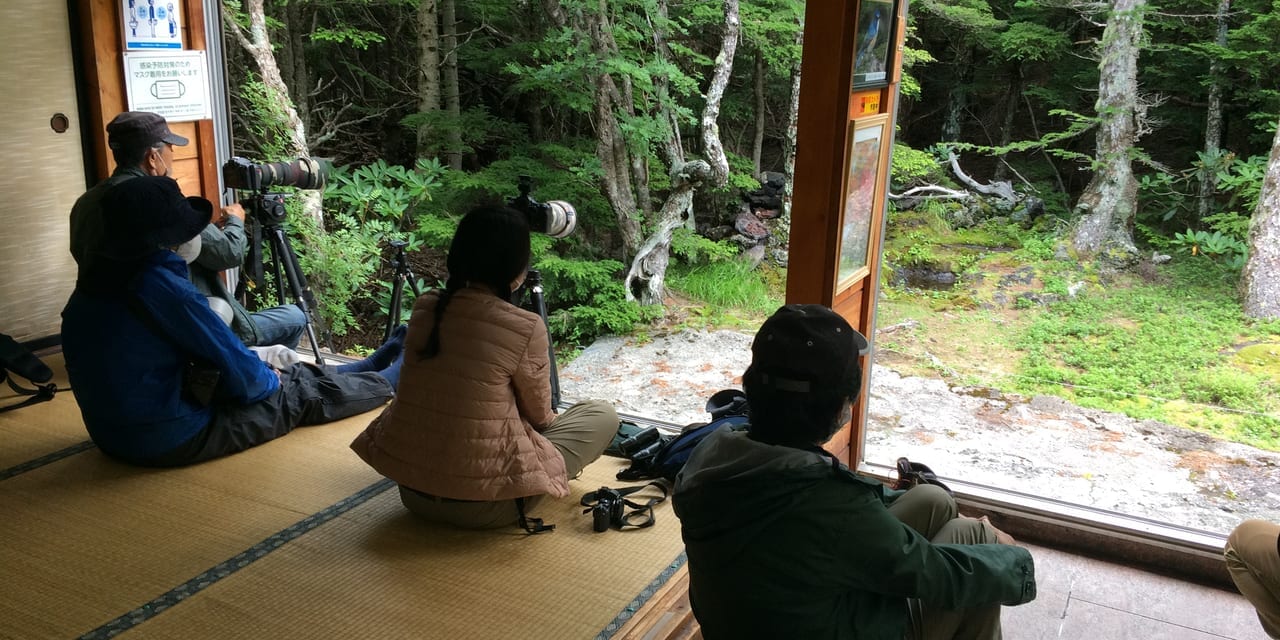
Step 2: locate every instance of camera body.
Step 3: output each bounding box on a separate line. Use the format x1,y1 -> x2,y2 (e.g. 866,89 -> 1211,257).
508,175 -> 577,239
222,156 -> 330,192
591,487 -> 625,532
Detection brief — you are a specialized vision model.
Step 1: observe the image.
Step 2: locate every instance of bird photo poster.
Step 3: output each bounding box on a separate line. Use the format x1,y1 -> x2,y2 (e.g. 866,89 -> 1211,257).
852,0 -> 895,89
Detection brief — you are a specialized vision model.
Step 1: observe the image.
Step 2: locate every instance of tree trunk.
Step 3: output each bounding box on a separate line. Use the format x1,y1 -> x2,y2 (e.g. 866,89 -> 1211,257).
442,0 -> 462,170
224,0 -> 321,225
416,0 -> 441,156
625,0 -> 739,305
1240,118 -> 1280,319
1198,0 -> 1231,219
583,4 -> 641,252
992,65 -> 1021,184
286,0 -> 309,127
1070,0 -> 1146,261
942,46 -> 973,143
782,24 -> 803,223
752,48 -> 765,178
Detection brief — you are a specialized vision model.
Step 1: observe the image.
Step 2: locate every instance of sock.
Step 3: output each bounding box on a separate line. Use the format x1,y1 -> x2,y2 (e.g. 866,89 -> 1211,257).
335,326 -> 406,374
377,354 -> 403,389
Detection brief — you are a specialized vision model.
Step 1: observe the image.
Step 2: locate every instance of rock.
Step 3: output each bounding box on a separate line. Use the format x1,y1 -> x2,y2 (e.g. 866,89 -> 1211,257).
1152,252 -> 1172,264
734,212 -> 769,240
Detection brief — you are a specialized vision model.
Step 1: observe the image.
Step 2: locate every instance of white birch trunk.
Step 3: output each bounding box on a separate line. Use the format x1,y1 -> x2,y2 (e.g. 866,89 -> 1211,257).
782,26 -> 803,223
1240,119 -> 1280,319
224,0 -> 321,225
625,0 -> 739,304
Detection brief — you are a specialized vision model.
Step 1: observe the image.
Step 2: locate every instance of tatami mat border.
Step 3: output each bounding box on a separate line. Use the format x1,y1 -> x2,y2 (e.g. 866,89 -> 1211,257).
594,552 -> 687,640
0,440 -> 96,481
79,478 -> 397,640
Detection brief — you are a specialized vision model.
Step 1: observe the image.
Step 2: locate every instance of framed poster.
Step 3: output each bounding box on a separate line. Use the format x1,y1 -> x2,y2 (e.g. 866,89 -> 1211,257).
121,0 -> 184,50
852,0 -> 895,89
836,114 -> 890,289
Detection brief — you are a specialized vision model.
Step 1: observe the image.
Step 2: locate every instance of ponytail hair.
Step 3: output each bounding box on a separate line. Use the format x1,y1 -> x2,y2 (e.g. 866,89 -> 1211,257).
418,206 -> 531,360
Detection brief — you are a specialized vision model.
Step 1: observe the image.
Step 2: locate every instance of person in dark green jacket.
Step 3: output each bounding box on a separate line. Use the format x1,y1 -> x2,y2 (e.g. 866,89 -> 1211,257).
673,304 -> 1036,640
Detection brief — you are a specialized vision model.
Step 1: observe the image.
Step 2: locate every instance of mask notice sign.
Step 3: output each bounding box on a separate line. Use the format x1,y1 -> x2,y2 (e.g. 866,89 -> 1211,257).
122,51 -> 212,122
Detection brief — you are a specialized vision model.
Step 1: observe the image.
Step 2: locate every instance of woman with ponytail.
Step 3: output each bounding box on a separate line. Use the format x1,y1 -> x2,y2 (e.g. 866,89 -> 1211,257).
351,206 -> 618,531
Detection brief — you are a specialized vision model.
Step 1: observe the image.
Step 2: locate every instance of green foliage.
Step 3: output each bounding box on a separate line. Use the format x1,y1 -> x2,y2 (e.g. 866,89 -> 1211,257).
667,259 -> 781,313
670,228 -> 738,265
310,26 -> 386,50
890,143 -> 945,188
536,254 -> 657,345
288,159 -> 446,335
994,21 -> 1069,62
1012,233 -> 1058,262
1169,229 -> 1248,268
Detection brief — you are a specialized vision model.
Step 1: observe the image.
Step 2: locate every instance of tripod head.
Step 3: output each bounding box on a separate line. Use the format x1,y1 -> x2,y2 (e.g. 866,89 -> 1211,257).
239,190 -> 289,228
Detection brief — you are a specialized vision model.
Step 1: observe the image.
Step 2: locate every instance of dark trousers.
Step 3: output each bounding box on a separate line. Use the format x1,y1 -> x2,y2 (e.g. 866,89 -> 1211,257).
146,363 -> 394,467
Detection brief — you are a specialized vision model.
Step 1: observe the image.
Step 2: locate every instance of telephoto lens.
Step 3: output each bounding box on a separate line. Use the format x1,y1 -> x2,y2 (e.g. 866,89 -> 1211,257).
617,426 -> 661,458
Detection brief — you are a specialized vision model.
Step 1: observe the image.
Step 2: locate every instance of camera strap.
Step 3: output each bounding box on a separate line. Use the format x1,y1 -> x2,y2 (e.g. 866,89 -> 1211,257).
515,497 -> 554,535
580,482 -> 669,530
0,370 -> 59,414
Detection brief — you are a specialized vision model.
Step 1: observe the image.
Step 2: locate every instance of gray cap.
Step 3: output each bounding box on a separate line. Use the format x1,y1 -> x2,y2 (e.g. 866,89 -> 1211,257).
106,111 -> 189,150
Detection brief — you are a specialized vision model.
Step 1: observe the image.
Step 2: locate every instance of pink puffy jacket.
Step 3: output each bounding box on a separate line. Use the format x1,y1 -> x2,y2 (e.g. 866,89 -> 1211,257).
350,286 -> 568,500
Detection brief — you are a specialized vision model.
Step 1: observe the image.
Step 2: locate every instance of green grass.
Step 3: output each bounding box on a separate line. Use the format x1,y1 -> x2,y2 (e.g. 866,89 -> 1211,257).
667,259 -> 783,314
1007,260 -> 1280,448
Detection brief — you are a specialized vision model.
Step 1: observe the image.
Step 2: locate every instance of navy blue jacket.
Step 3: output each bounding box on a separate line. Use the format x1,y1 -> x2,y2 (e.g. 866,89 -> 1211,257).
61,250 -> 279,459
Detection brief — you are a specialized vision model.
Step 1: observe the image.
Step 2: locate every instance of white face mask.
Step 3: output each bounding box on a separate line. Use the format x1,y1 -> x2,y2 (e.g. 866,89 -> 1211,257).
174,235 -> 202,264
151,147 -> 171,177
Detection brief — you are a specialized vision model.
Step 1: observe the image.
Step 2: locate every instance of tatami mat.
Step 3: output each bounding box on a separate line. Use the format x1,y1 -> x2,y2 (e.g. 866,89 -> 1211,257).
112,458 -> 685,640
0,353 -> 89,470
0,409 -> 386,638
1,355 -> 686,640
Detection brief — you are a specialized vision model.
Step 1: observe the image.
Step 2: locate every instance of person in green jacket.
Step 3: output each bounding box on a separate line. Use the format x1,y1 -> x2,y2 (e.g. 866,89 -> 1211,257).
673,304 -> 1036,640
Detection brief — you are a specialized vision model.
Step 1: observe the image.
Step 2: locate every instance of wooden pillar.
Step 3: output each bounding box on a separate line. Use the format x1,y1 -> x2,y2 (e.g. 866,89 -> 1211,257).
787,0 -> 908,466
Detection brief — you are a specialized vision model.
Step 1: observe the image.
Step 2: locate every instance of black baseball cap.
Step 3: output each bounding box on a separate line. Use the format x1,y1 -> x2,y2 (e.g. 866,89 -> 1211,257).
98,176 -> 212,260
750,304 -> 869,396
106,111 -> 189,150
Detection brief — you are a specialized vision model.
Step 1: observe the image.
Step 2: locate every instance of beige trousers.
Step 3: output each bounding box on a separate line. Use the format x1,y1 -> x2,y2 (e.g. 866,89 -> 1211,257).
893,484 -> 1005,640
398,399 -> 619,529
1226,519 -> 1280,639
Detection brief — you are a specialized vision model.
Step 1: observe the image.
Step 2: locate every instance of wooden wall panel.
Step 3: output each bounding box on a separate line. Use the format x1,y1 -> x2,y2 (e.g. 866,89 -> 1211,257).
77,0 -> 218,204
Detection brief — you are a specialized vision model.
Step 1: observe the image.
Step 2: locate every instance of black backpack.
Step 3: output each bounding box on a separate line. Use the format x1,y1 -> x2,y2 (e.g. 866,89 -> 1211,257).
617,389 -> 749,482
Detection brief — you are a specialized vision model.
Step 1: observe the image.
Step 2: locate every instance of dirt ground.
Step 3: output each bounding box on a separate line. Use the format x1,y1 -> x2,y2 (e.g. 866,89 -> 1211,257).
559,327 -> 1280,537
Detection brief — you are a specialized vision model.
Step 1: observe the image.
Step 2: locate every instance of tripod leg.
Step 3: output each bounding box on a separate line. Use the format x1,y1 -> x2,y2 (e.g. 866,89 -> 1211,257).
269,228 -> 326,365
526,281 -> 560,413
384,276 -> 404,343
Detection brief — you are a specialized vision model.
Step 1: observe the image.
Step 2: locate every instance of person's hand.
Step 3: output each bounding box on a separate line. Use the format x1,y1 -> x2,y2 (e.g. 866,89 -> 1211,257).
217,203 -> 246,226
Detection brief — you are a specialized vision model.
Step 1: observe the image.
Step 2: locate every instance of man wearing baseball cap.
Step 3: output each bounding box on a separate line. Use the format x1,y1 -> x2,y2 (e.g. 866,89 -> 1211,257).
673,304 -> 1036,639
69,111 -> 308,351
61,175 -> 400,467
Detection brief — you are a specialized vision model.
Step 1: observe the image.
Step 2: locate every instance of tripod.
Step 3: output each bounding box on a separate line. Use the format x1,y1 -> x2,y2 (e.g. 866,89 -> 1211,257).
383,239 -> 422,343
247,193 -> 326,365
520,269 -> 562,413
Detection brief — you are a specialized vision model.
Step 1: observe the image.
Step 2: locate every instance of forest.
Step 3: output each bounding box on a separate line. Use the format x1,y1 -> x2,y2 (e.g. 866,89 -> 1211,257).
220,0 -> 1280,448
